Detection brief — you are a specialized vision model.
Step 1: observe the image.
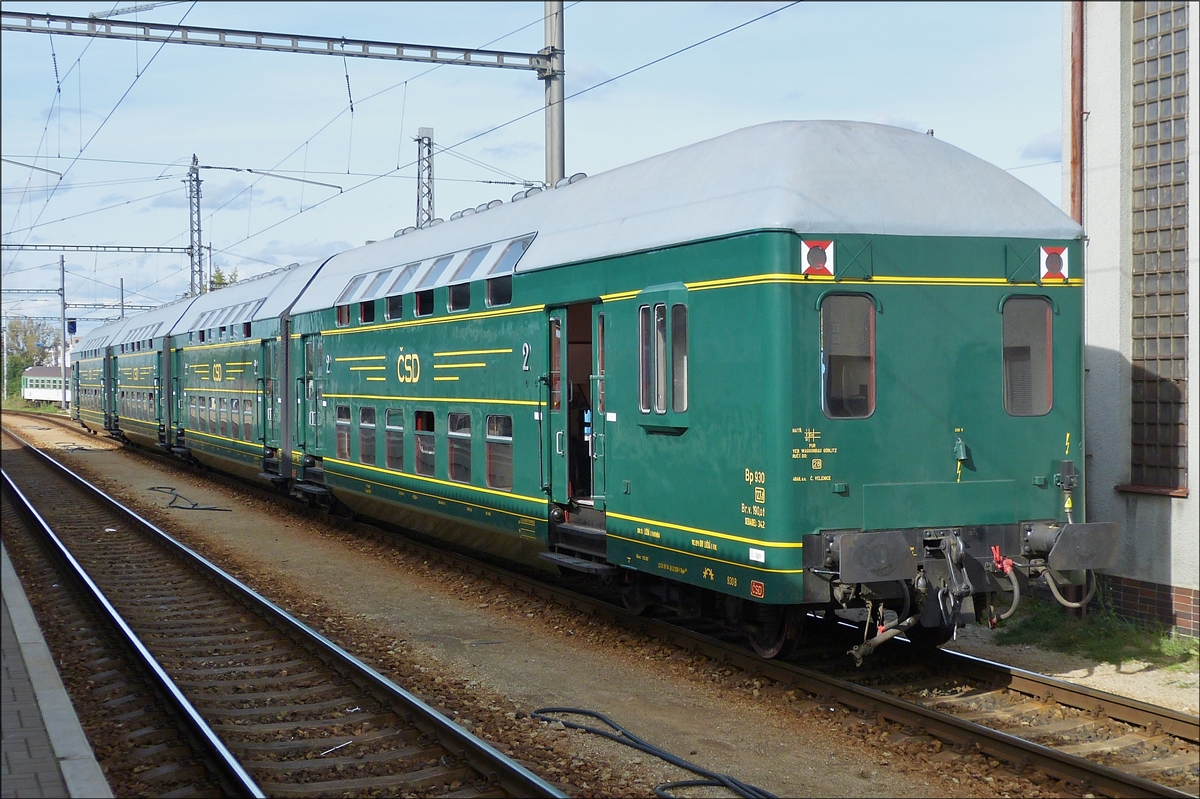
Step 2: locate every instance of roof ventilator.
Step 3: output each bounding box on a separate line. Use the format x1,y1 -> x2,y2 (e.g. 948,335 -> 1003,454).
553,172 -> 587,189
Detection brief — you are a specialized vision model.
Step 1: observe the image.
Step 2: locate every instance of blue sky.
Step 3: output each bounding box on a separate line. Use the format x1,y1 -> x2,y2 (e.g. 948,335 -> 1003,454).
2,1 -> 1064,331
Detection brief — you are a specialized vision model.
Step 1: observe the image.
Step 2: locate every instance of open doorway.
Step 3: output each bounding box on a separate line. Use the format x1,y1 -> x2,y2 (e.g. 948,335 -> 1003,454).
565,302 -> 594,501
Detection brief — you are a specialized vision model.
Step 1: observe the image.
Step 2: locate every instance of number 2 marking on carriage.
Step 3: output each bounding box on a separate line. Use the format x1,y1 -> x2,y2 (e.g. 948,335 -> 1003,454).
521,342 -> 531,371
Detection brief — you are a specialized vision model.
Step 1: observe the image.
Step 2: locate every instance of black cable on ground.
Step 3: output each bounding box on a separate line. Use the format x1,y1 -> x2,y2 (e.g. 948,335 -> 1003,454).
147,486 -> 230,511
531,707 -> 776,799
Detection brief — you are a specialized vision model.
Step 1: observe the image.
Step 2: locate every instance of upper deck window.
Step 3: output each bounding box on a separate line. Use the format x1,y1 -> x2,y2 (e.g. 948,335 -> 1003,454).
1002,296 -> 1053,416
362,269 -> 392,299
489,236 -> 533,275
387,262 -> 421,295
487,275 -> 512,307
448,283 -> 471,312
386,294 -> 403,320
336,274 -> 367,305
417,255 -> 455,289
821,294 -> 875,419
449,246 -> 491,283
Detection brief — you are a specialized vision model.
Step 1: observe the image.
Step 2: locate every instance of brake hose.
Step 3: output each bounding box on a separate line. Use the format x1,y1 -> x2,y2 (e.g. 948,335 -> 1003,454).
1044,568 -> 1097,609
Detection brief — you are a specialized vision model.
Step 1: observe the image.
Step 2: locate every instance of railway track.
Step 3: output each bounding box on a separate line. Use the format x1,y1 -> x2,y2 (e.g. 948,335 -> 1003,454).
0,426 -> 564,799
7,411 -> 1199,797
3,484 -> 255,797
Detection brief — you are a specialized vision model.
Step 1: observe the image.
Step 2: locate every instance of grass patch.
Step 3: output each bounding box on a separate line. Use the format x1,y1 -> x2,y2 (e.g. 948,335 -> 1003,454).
1,397 -> 69,414
995,594 -> 1199,670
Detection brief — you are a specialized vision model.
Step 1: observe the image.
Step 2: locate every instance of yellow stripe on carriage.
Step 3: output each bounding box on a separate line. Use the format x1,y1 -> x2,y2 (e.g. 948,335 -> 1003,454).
606,510 -> 804,549
323,456 -> 547,507
323,392 -> 537,406
606,534 -> 804,574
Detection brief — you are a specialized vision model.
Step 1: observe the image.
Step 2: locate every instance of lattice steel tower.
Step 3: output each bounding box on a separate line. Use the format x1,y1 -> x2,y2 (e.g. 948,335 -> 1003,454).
416,128 -> 434,228
187,154 -> 204,295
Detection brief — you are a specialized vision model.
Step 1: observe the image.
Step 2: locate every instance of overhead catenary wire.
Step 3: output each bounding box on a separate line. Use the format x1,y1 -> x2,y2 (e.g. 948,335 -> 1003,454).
3,186 -> 183,235
210,1 -> 802,264
194,2 -> 584,244
11,2 -> 798,301
3,1 -> 199,275
3,0 -> 120,238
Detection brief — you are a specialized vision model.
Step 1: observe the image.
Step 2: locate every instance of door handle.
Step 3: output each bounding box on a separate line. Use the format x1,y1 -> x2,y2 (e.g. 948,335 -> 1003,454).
309,411 -> 316,426
593,432 -> 603,459
556,430 -> 564,455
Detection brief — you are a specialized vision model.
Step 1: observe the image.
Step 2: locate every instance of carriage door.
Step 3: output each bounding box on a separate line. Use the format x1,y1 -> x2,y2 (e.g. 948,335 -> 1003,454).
154,349 -> 164,427
301,333 -> 324,454
71,362 -> 80,420
590,308 -> 607,509
261,338 -> 278,446
546,309 -> 570,504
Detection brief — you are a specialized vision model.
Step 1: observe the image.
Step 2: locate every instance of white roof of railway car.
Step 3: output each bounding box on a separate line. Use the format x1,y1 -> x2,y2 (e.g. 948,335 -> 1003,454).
112,296 -> 195,345
289,120 -> 1081,313
74,317 -> 130,355
172,259 -> 326,333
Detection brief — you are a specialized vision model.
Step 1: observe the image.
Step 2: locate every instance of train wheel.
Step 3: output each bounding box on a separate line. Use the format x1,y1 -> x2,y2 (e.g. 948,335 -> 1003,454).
748,606 -> 800,659
620,577 -> 648,615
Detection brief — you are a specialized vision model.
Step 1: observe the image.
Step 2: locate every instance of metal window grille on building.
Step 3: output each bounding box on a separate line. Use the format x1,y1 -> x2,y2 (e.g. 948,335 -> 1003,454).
1130,0 -> 1189,490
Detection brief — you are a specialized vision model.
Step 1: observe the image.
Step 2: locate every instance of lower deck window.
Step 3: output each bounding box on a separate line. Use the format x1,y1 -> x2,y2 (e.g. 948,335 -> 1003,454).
1002,296 -> 1053,416
415,410 -> 435,475
486,415 -> 513,490
231,398 -> 241,439
219,398 -> 228,437
336,405 -> 351,459
359,406 -> 377,465
821,294 -> 875,418
448,412 -> 471,483
385,409 -> 404,470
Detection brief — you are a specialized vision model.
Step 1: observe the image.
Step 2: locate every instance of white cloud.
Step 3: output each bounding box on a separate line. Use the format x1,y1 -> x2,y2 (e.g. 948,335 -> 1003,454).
1020,129 -> 1062,161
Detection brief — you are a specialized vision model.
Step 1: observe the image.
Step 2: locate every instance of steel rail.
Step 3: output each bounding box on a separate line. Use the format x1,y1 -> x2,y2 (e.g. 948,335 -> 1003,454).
1,426 -> 567,799
929,648 -> 1200,744
388,543 -> 1197,799
1,467 -> 265,798
7,412 -> 1195,797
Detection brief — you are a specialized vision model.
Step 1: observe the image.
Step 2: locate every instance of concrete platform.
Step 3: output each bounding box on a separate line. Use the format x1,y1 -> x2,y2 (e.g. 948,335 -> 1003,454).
2,544 -> 111,798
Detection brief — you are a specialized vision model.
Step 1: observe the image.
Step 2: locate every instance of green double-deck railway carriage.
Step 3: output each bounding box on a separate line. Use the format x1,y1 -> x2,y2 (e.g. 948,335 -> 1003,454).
174,335 -> 272,480
70,121 -> 1089,614
291,230 -> 1082,607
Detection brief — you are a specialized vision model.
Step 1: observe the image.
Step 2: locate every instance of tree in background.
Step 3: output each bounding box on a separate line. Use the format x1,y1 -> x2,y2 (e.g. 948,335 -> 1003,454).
210,265 -> 239,290
4,318 -> 61,398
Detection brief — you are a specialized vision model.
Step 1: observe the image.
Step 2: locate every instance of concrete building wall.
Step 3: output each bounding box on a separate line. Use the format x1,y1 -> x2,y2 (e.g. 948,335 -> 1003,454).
1066,1 -> 1198,635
